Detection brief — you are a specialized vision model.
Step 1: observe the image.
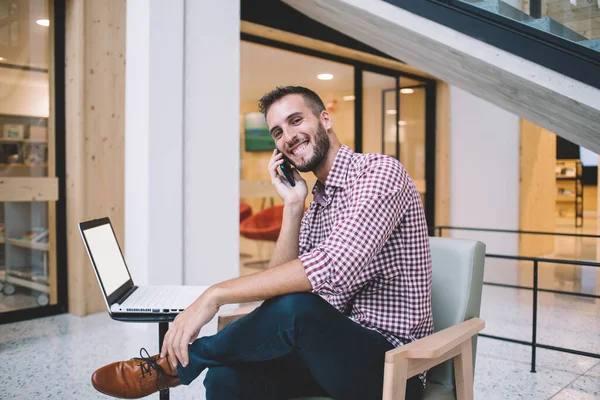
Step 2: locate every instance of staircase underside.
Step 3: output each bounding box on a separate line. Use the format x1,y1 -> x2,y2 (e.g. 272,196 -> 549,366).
283,0 -> 600,153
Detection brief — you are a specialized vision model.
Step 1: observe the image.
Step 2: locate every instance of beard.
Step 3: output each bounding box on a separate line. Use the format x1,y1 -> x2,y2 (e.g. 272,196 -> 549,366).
289,122 -> 330,173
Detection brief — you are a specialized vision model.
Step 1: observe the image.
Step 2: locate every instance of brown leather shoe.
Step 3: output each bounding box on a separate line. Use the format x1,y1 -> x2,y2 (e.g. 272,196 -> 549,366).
92,348 -> 181,399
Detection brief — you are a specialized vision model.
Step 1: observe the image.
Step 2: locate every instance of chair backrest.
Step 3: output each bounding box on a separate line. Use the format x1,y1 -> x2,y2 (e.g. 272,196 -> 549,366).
427,236 -> 486,388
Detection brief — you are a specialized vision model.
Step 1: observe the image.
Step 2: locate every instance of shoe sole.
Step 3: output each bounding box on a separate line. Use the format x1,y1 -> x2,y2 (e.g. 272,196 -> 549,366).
91,382 -> 163,399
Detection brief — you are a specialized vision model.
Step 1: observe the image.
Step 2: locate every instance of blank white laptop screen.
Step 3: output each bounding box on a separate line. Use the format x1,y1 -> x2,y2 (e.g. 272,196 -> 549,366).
84,224 -> 130,296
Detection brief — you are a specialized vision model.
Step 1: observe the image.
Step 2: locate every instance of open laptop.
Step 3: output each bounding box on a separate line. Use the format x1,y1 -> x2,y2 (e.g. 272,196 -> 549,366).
79,217 -> 208,315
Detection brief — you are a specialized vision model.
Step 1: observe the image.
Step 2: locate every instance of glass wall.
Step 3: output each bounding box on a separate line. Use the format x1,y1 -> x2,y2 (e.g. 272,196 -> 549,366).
239,41 -> 354,275
363,72 -> 428,207
0,0 -> 57,316
457,0 -> 600,54
238,39 -> 436,277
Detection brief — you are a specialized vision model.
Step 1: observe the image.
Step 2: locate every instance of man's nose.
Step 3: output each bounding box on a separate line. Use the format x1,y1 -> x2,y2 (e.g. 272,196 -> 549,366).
282,127 -> 298,146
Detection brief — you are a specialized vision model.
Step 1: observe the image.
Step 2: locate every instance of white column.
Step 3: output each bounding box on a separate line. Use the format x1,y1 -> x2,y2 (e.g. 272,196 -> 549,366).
449,86 -> 520,256
125,0 -> 185,285
183,0 -> 240,286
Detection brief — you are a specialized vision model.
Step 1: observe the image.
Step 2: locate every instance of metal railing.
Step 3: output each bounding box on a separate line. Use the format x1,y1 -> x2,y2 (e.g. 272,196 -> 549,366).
434,226 -> 600,372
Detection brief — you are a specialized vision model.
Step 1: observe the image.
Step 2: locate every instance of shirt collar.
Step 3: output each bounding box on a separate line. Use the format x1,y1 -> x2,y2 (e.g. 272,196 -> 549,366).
312,145 -> 353,195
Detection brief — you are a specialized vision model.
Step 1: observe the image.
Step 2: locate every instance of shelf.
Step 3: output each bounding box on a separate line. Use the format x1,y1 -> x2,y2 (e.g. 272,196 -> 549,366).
0,138 -> 47,144
6,238 -> 49,251
555,159 -> 583,228
24,139 -> 48,144
0,163 -> 47,168
557,196 -> 576,203
5,274 -> 49,293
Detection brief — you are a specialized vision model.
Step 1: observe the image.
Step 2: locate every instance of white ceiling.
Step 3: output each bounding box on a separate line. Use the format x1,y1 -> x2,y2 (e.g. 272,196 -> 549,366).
240,41 -> 423,103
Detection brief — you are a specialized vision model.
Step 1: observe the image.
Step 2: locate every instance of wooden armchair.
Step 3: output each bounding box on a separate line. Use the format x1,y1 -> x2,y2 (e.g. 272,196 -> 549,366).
218,237 -> 486,400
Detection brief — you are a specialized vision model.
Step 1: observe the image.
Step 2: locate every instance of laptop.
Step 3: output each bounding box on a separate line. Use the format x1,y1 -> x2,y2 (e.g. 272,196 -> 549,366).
79,217 -> 208,315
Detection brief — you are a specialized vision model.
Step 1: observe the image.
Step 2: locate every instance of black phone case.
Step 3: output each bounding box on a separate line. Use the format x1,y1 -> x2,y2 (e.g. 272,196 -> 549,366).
277,150 -> 296,187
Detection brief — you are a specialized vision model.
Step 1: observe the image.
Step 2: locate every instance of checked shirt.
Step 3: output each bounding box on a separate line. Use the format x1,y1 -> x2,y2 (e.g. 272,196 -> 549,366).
298,145 -> 434,352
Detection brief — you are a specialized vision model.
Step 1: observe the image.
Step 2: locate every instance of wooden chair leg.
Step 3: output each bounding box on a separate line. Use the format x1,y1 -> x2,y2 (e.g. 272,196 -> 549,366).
454,339 -> 474,400
382,358 -> 408,400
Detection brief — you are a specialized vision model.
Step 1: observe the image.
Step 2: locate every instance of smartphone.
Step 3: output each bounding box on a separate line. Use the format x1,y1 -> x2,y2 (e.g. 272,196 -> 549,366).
277,149 -> 296,187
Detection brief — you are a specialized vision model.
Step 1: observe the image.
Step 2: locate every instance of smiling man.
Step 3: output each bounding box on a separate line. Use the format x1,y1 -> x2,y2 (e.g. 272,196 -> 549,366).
91,86 -> 433,400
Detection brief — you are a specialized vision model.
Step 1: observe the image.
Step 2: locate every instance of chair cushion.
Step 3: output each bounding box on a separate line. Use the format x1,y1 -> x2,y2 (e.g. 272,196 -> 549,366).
427,237 -> 485,388
423,382 -> 456,400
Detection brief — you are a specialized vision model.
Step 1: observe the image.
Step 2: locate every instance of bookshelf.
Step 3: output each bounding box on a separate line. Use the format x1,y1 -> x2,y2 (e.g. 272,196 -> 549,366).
555,159 -> 583,227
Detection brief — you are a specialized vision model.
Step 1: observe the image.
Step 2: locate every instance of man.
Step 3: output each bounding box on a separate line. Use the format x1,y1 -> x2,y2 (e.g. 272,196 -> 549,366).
92,86 -> 433,400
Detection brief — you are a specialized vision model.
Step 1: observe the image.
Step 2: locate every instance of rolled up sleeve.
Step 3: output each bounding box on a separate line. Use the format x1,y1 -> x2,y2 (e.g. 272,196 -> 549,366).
299,157 -> 413,295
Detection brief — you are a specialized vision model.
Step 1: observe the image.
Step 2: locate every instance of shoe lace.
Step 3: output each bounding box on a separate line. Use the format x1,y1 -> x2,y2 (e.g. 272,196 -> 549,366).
132,347 -> 170,395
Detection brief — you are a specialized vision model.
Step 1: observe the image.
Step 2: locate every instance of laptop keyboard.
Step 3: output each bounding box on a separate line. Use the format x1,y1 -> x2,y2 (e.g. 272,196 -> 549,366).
126,287 -> 178,311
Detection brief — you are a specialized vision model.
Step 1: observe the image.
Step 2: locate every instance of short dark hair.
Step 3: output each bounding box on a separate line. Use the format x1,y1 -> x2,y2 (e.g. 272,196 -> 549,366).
258,86 -> 326,119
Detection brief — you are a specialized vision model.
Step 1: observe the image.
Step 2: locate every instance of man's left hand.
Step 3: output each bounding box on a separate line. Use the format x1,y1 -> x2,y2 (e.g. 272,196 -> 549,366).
160,290 -> 220,369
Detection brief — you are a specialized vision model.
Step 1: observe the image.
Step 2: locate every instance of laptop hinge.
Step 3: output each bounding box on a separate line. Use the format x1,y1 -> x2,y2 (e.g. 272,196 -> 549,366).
116,285 -> 138,305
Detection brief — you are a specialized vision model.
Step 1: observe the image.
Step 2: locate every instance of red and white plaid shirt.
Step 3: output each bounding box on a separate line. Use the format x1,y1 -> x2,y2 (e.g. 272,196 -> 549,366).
299,145 -> 433,349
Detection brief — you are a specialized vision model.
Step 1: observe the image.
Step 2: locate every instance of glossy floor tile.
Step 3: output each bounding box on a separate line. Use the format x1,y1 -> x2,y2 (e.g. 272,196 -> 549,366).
552,375 -> 600,399
2,217 -> 600,398
0,312 -> 212,399
474,352 -> 582,399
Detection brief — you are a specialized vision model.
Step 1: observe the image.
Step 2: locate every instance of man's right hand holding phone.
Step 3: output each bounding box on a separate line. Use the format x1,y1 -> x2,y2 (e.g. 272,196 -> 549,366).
269,149 -> 308,208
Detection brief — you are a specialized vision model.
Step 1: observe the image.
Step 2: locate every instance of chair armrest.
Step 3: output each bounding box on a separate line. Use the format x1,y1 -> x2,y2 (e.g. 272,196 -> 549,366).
217,303 -> 261,331
386,318 -> 485,362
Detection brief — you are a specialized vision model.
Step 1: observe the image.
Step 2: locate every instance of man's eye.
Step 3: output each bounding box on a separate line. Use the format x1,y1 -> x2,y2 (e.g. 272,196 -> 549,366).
293,118 -> 302,125
274,130 -> 282,138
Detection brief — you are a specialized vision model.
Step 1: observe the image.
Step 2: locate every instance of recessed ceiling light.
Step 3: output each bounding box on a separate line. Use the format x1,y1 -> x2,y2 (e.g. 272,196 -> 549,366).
398,120 -> 407,126
386,110 -> 397,115
317,73 -> 333,80
400,88 -> 414,94
36,19 -> 50,27
343,95 -> 355,101
0,57 -> 5,61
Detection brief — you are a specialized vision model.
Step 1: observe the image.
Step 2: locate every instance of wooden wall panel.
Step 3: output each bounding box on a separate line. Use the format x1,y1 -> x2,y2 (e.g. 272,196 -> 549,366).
65,0 -> 125,316
519,119 -> 556,256
435,82 -> 450,233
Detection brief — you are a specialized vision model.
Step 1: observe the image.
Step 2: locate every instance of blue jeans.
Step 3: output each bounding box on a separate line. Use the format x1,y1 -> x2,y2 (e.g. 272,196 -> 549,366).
177,292 -> 424,400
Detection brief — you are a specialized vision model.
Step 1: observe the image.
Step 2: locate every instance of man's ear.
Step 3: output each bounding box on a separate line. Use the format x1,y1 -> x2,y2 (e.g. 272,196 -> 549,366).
320,110 -> 333,130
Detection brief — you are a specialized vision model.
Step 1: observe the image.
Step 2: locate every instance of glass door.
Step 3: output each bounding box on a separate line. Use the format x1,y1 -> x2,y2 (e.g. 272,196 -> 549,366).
362,70 -> 434,224
0,0 -> 62,319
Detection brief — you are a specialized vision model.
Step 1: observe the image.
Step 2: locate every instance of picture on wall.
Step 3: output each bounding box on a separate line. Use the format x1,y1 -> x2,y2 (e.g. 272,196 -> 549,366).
244,112 -> 276,152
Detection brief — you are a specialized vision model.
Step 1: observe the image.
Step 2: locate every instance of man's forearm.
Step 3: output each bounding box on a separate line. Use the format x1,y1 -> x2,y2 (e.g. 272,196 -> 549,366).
268,205 -> 304,268
209,258 -> 312,306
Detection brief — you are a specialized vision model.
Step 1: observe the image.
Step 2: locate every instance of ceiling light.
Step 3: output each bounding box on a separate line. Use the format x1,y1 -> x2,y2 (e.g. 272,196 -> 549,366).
386,110 -> 397,115
400,88 -> 414,94
36,19 -> 50,27
343,95 -> 355,101
398,121 -> 407,126
0,57 -> 5,61
317,73 -> 333,80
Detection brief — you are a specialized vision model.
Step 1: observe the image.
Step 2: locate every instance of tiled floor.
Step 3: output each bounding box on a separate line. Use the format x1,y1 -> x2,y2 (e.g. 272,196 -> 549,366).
1,216 -> 599,399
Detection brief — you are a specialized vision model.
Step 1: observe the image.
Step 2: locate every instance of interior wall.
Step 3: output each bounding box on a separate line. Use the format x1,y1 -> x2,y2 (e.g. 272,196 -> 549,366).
183,0 -> 240,287
66,0 -> 126,315
125,0 -> 184,287
519,120 -> 556,256
449,86 -> 520,255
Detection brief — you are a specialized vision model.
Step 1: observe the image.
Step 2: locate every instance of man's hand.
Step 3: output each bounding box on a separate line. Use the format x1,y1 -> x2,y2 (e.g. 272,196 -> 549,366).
160,290 -> 220,369
269,149 -> 308,207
